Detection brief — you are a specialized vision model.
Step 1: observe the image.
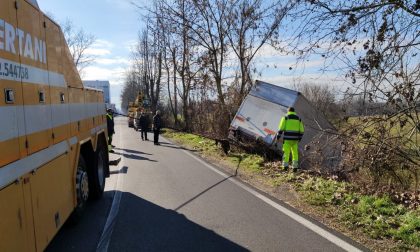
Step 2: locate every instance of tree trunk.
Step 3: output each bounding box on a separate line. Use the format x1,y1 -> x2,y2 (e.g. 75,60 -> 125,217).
172,50 -> 178,126
166,63 -> 177,126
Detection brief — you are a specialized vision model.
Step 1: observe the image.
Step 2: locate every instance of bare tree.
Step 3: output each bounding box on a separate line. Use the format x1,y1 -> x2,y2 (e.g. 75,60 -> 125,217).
143,0 -> 208,131
162,34 -> 179,126
121,69 -> 143,112
289,0 -> 420,190
163,0 -> 195,130
294,82 -> 340,121
61,19 -> 96,76
158,0 -> 231,108
226,0 -> 296,105
132,14 -> 164,113
133,0 -> 299,134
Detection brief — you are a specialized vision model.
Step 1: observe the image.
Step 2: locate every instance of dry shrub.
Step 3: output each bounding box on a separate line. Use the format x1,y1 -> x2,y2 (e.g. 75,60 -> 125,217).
303,116 -> 419,194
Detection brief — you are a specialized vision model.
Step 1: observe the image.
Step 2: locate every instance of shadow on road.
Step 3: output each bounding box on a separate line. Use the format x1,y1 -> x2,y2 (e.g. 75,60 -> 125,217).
175,176 -> 233,211
46,191 -> 115,252
174,156 -> 242,211
158,142 -> 198,152
112,151 -> 158,162
157,141 -> 172,145
113,147 -> 152,156
110,166 -> 128,175
47,190 -> 247,252
109,192 -> 248,251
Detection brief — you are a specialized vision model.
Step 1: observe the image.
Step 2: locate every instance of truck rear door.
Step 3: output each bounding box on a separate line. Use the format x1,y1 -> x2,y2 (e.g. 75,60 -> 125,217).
45,17 -> 70,144
17,0 -> 53,154
231,94 -> 287,145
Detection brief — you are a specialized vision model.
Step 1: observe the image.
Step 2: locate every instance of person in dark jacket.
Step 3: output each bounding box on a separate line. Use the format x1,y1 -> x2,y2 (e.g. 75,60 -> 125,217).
152,110 -> 162,145
106,108 -> 115,152
139,111 -> 149,141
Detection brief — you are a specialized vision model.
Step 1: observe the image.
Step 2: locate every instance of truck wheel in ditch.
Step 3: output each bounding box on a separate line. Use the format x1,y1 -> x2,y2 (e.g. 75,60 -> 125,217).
69,155 -> 89,223
89,143 -> 107,199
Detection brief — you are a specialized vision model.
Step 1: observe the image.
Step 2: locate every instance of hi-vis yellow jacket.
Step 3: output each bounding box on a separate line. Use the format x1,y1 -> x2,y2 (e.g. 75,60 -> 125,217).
278,111 -> 305,141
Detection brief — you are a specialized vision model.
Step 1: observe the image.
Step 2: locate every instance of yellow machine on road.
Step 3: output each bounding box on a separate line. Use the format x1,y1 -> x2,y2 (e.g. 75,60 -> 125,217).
0,0 -> 109,251
127,91 -> 151,130
127,101 -> 136,127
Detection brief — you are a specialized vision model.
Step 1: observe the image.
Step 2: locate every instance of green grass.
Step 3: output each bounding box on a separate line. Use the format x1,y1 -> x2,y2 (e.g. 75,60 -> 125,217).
346,115 -> 419,142
297,177 -> 350,206
341,195 -> 420,247
163,130 -> 264,173
278,174 -> 420,248
163,129 -> 420,249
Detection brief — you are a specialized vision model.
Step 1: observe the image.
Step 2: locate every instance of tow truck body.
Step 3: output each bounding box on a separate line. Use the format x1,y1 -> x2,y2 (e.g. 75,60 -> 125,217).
0,1 -> 109,251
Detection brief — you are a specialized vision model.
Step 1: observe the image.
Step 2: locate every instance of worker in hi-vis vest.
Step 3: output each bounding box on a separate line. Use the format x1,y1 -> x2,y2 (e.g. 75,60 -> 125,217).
107,109 -> 115,152
277,107 -> 305,172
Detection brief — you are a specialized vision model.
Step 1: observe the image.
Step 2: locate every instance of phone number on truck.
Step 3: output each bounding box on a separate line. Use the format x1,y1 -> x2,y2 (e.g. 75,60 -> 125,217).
0,62 -> 29,80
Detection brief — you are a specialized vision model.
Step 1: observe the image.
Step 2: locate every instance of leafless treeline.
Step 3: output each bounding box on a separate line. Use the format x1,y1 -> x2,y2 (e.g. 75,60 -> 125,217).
121,0 -> 295,134
121,0 -> 419,190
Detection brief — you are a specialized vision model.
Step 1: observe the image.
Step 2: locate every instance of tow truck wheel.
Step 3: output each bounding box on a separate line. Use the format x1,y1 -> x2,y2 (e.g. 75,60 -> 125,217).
89,142 -> 107,199
69,155 -> 89,223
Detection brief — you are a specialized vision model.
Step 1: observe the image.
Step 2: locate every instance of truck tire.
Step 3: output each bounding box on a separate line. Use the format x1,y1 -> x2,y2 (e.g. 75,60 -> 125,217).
69,155 -> 90,223
89,143 -> 107,199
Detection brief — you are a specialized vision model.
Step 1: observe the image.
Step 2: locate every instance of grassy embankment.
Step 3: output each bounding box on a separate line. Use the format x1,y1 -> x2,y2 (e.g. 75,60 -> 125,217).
163,129 -> 420,251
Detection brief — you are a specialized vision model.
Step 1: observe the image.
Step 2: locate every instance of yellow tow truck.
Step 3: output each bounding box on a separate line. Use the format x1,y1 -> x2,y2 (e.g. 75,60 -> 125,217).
0,0 -> 109,251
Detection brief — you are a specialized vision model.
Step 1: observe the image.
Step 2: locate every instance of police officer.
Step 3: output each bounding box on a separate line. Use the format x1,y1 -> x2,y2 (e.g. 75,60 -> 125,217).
139,111 -> 149,141
106,108 -> 115,152
152,110 -> 162,145
277,107 -> 304,172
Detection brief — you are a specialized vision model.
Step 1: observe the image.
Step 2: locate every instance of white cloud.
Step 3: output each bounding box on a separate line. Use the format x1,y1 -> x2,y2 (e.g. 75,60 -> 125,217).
93,39 -> 115,49
261,73 -> 350,91
86,48 -> 112,56
254,58 -> 327,70
124,39 -> 138,51
95,57 -> 131,65
255,44 -> 289,58
82,38 -> 133,110
83,65 -> 126,86
85,39 -> 115,56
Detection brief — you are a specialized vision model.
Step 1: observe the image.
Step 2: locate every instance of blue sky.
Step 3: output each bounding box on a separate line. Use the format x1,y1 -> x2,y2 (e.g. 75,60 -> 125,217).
39,0 -> 145,109
38,0 -> 343,110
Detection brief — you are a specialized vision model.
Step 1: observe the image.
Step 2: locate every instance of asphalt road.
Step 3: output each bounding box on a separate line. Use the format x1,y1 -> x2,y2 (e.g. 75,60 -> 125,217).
47,117 -> 367,252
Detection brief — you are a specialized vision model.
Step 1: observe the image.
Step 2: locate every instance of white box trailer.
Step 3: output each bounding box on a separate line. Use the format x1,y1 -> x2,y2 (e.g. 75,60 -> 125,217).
229,80 -> 335,153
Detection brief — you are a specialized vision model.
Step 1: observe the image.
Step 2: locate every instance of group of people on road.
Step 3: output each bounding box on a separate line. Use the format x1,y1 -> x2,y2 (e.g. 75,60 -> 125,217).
136,110 -> 162,145
106,108 -> 163,150
106,109 -> 162,153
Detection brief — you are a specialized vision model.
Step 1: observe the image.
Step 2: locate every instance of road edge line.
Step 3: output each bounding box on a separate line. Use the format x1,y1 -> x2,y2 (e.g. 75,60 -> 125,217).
96,134 -> 125,252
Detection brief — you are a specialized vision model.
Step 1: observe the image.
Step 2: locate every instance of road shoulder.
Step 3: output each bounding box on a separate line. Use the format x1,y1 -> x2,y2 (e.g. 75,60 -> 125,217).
160,135 -> 368,252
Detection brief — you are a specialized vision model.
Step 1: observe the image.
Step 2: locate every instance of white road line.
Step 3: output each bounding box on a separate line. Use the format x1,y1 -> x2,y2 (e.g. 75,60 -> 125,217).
176,141 -> 363,252
96,133 -> 124,252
